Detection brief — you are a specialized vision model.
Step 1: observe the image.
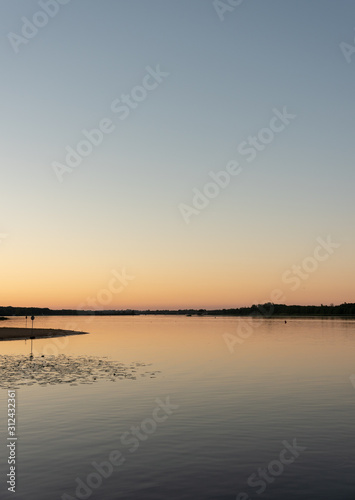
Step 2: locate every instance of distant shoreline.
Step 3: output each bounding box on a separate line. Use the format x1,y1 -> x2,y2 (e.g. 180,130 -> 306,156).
0,327 -> 89,341
0,303 -> 354,318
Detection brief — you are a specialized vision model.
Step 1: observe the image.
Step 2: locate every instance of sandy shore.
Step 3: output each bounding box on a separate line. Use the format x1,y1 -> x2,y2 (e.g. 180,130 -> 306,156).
0,327 -> 89,341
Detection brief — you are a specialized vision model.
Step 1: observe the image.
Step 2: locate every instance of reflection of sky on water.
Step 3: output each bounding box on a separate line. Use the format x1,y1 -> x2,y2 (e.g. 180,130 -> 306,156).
0,354 -> 160,389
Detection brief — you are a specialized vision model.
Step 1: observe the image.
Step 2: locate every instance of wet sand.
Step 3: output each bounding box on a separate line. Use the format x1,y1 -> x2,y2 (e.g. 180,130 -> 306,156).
0,327 -> 89,341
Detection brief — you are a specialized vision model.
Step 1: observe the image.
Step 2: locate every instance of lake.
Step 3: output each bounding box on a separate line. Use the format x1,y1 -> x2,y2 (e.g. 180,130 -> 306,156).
0,315 -> 354,500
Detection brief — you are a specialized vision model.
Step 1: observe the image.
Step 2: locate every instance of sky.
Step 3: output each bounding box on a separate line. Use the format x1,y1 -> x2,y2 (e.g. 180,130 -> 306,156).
0,0 -> 354,310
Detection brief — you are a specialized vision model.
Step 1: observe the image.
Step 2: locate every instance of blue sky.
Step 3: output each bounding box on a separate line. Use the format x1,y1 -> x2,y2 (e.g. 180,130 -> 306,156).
0,0 -> 354,308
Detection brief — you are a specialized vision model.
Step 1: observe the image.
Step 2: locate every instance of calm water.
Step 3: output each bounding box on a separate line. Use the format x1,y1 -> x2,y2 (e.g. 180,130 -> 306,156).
0,316 -> 355,500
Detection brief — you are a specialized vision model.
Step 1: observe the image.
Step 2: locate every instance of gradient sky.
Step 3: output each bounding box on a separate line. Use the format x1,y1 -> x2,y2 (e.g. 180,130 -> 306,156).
0,0 -> 354,309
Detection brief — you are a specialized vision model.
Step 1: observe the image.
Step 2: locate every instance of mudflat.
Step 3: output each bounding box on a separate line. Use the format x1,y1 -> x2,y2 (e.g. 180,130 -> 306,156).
0,328 -> 89,341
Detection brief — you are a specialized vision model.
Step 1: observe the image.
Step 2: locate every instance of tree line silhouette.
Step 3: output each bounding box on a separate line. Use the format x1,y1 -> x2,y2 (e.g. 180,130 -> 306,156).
0,303 -> 355,318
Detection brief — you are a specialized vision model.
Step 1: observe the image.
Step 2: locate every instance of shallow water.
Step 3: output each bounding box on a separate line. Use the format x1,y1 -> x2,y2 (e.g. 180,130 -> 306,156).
0,315 -> 354,500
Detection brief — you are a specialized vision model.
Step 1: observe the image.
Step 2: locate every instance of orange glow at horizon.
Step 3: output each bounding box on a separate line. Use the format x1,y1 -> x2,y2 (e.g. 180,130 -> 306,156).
0,230 -> 352,310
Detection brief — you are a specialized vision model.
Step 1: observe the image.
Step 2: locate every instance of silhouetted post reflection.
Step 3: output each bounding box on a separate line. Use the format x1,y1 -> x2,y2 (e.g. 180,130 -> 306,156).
30,336 -> 35,360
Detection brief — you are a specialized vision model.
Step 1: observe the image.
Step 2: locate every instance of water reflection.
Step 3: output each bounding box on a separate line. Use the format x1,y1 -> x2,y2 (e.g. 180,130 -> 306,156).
0,353 -> 160,389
